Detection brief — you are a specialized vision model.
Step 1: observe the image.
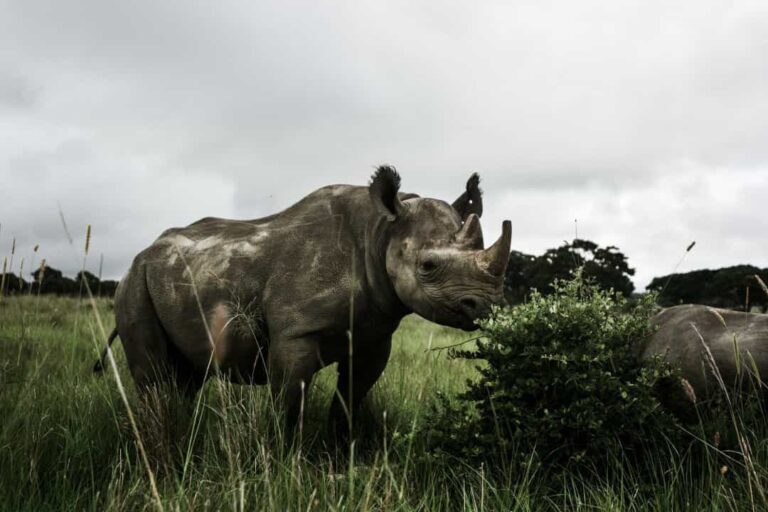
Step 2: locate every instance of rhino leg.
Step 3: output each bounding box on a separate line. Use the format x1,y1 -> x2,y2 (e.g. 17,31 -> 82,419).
329,335 -> 392,438
268,336 -> 320,431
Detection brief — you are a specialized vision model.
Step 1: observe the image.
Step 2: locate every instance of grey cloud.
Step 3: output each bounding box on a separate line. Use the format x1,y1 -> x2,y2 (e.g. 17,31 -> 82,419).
1,0 -> 767,288
0,72 -> 38,109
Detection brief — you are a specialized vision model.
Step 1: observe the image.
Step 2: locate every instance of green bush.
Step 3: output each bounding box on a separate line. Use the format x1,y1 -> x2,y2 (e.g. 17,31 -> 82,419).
428,273 -> 685,470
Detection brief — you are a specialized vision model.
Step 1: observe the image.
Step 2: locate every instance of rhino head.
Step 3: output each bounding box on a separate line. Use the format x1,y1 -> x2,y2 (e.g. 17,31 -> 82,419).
370,166 -> 511,330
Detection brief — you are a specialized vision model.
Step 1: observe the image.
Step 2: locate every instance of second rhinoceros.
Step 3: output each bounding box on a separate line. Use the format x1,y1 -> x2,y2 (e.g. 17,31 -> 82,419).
95,166 -> 512,431
641,304 -> 768,413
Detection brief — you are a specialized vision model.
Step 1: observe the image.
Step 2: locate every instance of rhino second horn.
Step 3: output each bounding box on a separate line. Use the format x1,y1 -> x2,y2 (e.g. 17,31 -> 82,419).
476,220 -> 512,276
455,213 -> 484,249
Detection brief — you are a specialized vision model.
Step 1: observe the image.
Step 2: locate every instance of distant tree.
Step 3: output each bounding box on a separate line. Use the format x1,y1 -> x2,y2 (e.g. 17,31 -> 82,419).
505,239 -> 635,304
30,266 -> 77,295
0,264 -> 120,298
98,279 -> 119,298
76,270 -> 119,297
647,265 -> 768,311
75,270 -> 101,295
0,273 -> 27,296
504,250 -> 536,304
646,269 -> 712,306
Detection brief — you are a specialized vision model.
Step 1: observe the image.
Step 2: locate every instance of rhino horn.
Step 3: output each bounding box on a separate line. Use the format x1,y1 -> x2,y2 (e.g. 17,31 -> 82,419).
454,213 -> 484,249
476,220 -> 511,276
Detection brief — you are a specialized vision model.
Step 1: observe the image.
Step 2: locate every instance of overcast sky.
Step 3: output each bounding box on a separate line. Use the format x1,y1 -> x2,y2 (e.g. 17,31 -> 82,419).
1,0 -> 767,289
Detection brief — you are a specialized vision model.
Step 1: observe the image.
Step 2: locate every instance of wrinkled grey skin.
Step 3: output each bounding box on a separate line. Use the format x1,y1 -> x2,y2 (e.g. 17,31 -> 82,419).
641,304 -> 768,413
110,166 -> 511,432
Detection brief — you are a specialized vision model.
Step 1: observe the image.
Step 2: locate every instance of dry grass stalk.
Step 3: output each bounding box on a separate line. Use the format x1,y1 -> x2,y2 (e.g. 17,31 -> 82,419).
28,245 -> 39,295
4,238 -> 16,300
78,225 -> 92,300
754,275 -> 768,298
706,306 -> 728,328
0,257 -> 7,302
38,259 -> 46,285
18,258 -> 24,291
84,224 -> 92,255
9,238 -> 15,271
681,378 -> 697,404
746,286 -> 750,311
97,253 -> 104,296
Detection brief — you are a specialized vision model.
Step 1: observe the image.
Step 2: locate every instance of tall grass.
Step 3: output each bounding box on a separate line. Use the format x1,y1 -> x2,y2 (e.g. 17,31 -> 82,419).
1,209 -> 766,510
1,297 -> 469,510
1,295 -> 767,510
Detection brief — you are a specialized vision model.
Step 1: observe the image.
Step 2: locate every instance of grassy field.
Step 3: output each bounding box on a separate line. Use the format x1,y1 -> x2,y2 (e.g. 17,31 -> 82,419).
1,295 -> 767,511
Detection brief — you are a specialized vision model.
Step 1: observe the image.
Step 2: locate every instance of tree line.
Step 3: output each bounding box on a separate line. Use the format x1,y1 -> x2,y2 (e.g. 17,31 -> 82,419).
646,265 -> 768,311
0,266 -> 119,298
504,239 -> 768,312
2,244 -> 767,311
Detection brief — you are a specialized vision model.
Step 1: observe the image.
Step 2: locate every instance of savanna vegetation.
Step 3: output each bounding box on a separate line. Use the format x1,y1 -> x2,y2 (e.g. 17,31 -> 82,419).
2,229 -> 767,510
3,275 -> 768,511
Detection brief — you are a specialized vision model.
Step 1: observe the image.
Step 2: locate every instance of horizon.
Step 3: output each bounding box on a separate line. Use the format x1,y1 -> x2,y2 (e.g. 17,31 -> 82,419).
1,222 -> 762,294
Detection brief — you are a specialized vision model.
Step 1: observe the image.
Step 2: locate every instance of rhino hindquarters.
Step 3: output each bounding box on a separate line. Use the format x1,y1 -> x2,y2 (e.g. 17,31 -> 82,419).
116,263 -> 204,398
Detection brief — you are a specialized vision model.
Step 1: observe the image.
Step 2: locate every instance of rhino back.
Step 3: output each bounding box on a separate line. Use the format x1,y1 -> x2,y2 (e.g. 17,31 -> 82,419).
644,304 -> 768,398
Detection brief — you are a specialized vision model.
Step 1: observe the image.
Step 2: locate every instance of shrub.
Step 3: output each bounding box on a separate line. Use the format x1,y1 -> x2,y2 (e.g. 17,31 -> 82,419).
427,272 -> 685,471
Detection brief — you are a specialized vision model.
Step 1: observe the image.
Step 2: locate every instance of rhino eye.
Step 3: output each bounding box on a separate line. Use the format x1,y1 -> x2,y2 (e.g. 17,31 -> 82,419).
420,260 -> 437,273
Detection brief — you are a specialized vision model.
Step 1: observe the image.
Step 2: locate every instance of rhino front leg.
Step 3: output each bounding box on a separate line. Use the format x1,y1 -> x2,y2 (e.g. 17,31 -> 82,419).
329,335 -> 392,438
268,336 -> 320,432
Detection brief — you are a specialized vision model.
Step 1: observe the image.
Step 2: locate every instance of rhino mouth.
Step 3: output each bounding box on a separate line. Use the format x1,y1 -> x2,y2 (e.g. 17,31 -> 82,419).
419,291 -> 487,330
447,303 -> 483,331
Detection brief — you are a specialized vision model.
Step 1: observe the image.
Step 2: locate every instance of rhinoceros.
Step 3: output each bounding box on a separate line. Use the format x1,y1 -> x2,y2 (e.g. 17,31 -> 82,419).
94,166 -> 512,431
641,304 -> 768,412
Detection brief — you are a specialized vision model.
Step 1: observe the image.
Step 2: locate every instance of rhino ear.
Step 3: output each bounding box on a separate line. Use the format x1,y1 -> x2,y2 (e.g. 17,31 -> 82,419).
369,165 -> 404,221
452,172 -> 483,221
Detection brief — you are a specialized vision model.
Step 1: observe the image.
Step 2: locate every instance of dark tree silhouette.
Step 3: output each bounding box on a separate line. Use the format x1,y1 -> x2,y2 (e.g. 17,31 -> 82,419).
0,273 -> 28,296
647,265 -> 768,311
75,270 -> 101,295
99,279 -> 119,297
30,266 -> 77,295
23,266 -> 119,297
505,239 -> 635,304
504,250 -> 536,304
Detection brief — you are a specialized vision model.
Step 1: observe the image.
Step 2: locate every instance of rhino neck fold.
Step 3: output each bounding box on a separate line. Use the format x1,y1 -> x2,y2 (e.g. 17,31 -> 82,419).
362,216 -> 411,321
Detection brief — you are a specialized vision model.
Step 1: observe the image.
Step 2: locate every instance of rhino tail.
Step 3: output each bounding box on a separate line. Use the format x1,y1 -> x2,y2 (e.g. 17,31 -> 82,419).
92,327 -> 119,374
